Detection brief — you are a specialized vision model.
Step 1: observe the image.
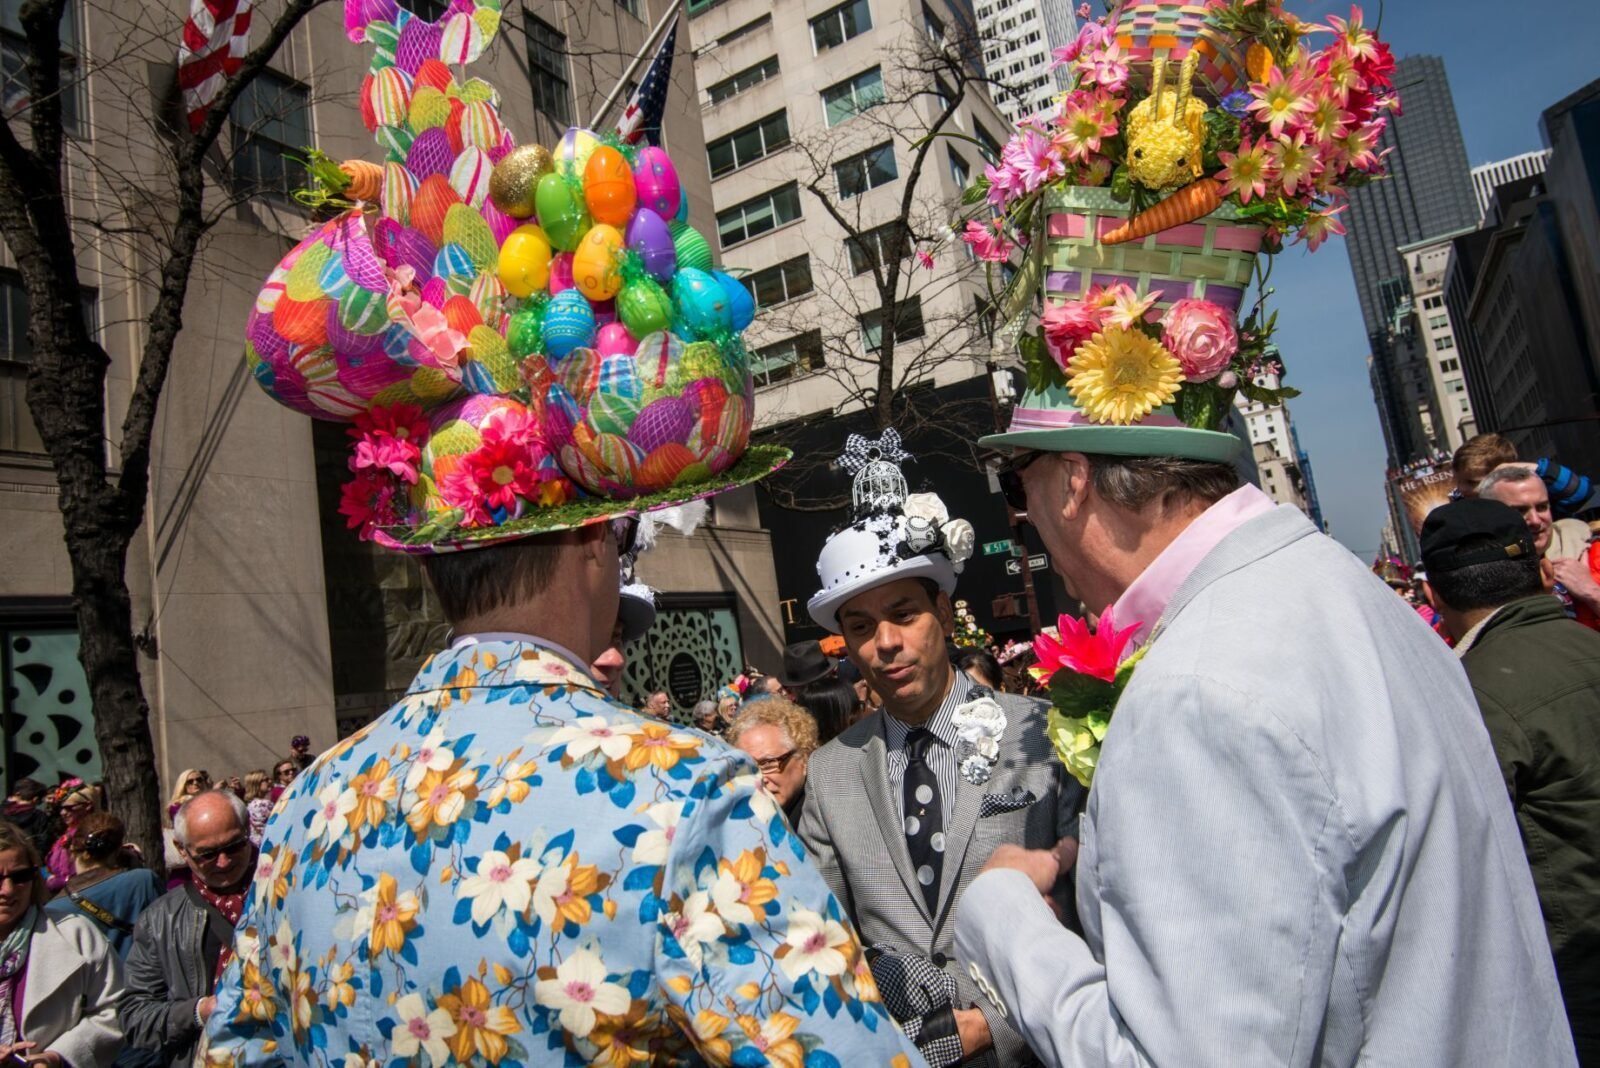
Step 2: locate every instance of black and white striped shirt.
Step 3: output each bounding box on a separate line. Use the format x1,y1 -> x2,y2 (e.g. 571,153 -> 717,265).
883,669 -> 972,829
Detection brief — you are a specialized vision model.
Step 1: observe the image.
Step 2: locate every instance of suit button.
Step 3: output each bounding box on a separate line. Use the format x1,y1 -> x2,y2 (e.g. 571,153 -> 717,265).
932,953 -> 949,967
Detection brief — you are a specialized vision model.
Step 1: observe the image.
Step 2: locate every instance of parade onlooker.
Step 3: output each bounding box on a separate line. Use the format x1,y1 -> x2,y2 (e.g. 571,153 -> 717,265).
44,782 -> 97,893
239,772 -> 272,845
1421,499 -> 1600,1064
1481,464 -> 1600,624
43,813 -> 161,959
122,791 -> 255,1067
715,687 -> 741,732
1,781 -> 53,864
643,690 -> 671,719
163,771 -> 207,824
759,674 -> 784,696
287,736 -> 314,774
1452,433 -> 1518,499
267,759 -> 296,803
0,820 -> 125,1067
1479,464 -> 1554,556
794,677 -> 858,746
691,699 -> 721,734
777,641 -> 834,697
729,699 -> 819,823
955,648 -> 1004,691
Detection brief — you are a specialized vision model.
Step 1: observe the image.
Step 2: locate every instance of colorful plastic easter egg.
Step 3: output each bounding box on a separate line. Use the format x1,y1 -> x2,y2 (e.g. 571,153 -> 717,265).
712,271 -> 755,331
594,322 -> 636,358
676,186 -> 690,222
629,395 -> 695,452
589,387 -> 642,437
542,289 -> 596,359
535,172 -> 590,252
583,146 -> 637,227
632,146 -> 681,218
555,127 -> 601,177
488,143 -> 553,219
497,224 -> 552,298
668,220 -> 714,273
410,173 -> 460,247
507,303 -> 544,358
624,208 -> 675,282
572,224 -> 624,302
616,278 -> 674,337
447,146 -> 492,207
672,268 -> 732,340
548,252 -> 576,295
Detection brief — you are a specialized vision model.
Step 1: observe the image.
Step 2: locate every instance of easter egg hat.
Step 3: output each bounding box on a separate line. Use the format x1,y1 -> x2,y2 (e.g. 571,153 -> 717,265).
247,0 -> 786,555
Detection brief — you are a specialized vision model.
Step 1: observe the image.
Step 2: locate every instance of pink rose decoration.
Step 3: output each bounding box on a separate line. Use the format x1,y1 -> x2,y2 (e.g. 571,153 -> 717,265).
1161,299 -> 1239,381
1041,299 -> 1106,369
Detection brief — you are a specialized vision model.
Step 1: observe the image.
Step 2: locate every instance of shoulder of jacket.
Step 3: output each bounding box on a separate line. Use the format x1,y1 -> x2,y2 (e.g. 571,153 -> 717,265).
38,908 -> 112,954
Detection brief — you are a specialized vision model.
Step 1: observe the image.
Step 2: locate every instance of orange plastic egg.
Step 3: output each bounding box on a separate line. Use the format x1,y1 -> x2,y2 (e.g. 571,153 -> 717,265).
583,145 -> 637,227
572,223 -> 624,302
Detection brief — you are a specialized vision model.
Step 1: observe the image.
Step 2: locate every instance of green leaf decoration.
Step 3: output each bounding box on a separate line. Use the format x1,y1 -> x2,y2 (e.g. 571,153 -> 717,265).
962,175 -> 992,206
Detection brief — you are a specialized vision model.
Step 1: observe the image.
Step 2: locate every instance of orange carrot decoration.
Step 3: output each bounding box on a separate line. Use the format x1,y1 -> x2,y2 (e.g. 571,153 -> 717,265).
1101,178 -> 1225,245
339,159 -> 383,203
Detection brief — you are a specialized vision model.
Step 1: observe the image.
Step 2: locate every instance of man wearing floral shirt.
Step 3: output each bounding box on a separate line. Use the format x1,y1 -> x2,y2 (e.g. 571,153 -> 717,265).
204,518 -> 923,1068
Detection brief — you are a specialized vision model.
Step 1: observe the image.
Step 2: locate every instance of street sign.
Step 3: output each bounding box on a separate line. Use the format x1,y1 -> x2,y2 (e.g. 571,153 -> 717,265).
1004,554 -> 1049,576
982,538 -> 1013,556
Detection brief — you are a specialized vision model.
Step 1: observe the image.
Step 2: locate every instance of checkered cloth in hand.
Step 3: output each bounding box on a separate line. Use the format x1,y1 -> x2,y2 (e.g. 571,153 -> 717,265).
866,945 -> 964,1067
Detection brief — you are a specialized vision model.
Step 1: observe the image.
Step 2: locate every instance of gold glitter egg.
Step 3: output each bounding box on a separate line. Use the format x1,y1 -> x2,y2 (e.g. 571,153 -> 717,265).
489,144 -> 554,219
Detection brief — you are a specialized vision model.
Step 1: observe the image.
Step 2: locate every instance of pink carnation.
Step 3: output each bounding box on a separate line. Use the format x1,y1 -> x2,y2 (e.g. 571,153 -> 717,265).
959,219 -> 1016,263
1041,299 -> 1107,369
1161,299 -> 1239,381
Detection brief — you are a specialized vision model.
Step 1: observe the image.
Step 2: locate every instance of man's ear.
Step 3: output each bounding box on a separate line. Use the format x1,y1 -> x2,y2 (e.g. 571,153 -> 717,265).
572,520 -> 610,568
934,588 -> 956,638
1422,580 -> 1441,611
1061,452 -> 1093,522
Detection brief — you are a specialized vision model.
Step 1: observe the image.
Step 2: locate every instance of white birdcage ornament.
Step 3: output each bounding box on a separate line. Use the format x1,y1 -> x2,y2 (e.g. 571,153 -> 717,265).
840,430 -> 911,516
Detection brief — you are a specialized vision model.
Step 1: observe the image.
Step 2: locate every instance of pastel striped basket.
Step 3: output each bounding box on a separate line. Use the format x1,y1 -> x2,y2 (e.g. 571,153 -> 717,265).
1114,1 -> 1251,104
1044,185 -> 1263,317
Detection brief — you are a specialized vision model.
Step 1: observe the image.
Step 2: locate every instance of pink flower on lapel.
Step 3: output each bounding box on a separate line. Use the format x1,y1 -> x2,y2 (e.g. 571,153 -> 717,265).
1031,607 -> 1140,684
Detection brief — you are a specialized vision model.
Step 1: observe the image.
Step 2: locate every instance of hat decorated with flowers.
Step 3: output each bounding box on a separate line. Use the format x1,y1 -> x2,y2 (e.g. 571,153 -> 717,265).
960,0 -> 1396,459
808,430 -> 976,633
247,0 -> 786,554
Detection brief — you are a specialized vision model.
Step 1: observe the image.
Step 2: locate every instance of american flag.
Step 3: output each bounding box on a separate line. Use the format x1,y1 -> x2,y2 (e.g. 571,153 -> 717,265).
177,0 -> 254,133
614,15 -> 677,147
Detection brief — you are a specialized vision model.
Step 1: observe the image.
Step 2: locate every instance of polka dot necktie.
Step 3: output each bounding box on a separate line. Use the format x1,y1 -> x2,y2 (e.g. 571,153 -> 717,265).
903,728 -> 944,913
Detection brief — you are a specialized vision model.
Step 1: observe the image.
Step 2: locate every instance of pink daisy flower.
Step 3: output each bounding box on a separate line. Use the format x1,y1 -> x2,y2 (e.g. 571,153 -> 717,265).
1217,137 -> 1274,203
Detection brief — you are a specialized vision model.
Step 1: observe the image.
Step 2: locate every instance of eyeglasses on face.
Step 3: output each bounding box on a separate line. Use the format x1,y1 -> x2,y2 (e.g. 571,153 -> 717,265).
186,835 -> 251,863
997,450 -> 1047,513
0,867 -> 35,888
275,765 -> 296,779
610,515 -> 640,558
60,800 -> 92,814
752,749 -> 797,775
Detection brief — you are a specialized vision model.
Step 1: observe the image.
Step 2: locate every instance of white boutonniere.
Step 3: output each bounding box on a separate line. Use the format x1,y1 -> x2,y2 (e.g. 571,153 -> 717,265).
951,688 -> 1007,785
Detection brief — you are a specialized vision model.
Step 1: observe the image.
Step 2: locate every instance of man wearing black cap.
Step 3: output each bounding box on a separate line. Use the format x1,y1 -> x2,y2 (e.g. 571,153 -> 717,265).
1421,498 -> 1600,1065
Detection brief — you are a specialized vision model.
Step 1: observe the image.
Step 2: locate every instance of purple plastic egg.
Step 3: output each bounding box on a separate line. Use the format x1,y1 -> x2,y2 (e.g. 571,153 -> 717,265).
627,394 -> 694,453
624,207 -> 676,282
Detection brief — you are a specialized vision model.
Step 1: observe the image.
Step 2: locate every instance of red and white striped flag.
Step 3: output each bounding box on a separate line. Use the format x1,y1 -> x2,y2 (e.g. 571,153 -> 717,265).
177,0 -> 254,132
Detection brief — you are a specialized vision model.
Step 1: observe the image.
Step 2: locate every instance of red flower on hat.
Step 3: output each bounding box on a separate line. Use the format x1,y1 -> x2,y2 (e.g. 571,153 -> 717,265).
1030,606 -> 1140,684
349,403 -> 429,484
339,469 -> 403,541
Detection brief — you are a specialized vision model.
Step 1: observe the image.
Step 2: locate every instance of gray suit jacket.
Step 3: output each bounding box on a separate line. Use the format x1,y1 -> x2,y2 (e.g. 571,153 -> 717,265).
957,505 -> 1576,1066
799,680 -> 1084,1067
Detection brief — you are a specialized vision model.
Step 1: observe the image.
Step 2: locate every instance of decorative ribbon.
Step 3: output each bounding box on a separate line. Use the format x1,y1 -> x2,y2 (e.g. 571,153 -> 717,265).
840,428 -> 911,476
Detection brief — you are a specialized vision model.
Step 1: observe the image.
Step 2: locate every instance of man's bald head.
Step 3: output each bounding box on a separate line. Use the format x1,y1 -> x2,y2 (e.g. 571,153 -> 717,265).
175,788 -> 254,891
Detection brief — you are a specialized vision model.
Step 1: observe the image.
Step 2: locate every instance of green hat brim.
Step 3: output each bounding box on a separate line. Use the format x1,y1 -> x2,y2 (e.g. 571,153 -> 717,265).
978,425 -> 1243,463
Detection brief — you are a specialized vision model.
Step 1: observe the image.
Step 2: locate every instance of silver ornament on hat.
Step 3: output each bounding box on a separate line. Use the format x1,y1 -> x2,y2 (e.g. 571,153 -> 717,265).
840,429 -> 911,517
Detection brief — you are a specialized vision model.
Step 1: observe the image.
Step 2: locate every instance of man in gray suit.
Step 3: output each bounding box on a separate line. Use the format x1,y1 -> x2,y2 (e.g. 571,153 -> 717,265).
798,431 -> 1084,1068
955,372 -> 1575,1065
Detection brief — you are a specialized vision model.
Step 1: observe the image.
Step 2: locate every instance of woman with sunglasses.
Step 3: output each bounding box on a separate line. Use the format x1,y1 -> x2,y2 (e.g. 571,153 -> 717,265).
164,771 -> 208,823
0,820 -> 125,1067
267,760 -> 297,803
43,782 -> 97,893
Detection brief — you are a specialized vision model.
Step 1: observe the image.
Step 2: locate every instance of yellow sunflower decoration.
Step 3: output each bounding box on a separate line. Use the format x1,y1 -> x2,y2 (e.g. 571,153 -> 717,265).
1065,326 -> 1184,425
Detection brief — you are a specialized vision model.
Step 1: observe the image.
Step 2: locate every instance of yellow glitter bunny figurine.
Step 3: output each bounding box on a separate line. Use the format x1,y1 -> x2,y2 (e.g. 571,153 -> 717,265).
1125,52 -> 1209,191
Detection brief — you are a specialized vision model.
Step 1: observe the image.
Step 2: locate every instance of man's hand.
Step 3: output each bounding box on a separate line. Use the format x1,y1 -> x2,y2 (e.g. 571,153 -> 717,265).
954,1007 -> 992,1056
980,843 -> 1063,893
197,995 -> 218,1022
1551,556 -> 1600,610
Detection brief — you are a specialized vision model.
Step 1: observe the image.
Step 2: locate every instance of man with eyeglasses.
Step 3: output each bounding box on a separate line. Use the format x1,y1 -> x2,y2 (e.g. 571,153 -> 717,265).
123,790 -> 256,1066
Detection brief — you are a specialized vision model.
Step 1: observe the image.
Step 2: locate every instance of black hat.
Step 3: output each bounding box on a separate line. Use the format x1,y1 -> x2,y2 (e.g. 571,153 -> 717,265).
777,641 -> 834,688
1420,499 -> 1536,574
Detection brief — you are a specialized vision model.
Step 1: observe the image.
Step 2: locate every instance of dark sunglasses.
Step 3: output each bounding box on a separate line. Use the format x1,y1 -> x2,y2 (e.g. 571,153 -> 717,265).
997,450 -> 1047,513
187,835 -> 251,863
0,867 -> 35,888
610,515 -> 640,558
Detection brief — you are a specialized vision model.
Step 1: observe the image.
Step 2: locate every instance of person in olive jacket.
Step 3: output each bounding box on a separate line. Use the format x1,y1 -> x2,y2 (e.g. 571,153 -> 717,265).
1423,498 -> 1600,1066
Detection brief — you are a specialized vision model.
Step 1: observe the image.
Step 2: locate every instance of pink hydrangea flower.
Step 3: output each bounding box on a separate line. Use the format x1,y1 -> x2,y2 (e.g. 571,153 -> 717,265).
1161,299 -> 1239,381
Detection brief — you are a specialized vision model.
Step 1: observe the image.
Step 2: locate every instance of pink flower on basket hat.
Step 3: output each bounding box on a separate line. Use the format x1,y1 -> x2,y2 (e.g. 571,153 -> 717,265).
339,469 -> 402,541
1161,299 -> 1239,382
960,219 -> 1016,263
1041,298 -> 1106,368
1031,607 -> 1140,685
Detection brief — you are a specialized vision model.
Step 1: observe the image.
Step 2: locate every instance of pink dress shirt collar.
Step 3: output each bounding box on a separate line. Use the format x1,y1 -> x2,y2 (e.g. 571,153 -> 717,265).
1112,484 -> 1277,646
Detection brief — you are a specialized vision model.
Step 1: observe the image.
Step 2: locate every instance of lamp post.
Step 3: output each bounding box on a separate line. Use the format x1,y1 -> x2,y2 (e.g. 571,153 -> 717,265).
984,358 -> 1042,634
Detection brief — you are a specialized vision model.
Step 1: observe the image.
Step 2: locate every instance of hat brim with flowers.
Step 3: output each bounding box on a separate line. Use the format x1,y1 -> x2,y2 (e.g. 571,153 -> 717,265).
246,0 -> 787,555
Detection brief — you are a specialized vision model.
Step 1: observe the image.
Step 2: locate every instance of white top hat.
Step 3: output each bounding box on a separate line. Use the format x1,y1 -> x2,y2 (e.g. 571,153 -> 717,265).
806,430 -> 976,633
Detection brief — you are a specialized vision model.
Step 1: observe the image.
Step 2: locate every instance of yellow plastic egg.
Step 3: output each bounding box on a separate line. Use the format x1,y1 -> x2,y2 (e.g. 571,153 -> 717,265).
497,224 -> 553,298
572,223 -> 624,302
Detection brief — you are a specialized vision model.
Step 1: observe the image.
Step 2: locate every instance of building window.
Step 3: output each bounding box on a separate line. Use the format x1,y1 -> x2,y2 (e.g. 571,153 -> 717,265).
616,0 -> 643,18
845,221 -> 908,277
526,16 -> 572,126
0,267 -> 96,456
751,329 -> 825,387
835,142 -> 897,199
687,0 -> 730,14
1440,358 -> 1459,373
742,256 -> 814,310
715,13 -> 771,45
707,111 -> 789,178
1435,335 -> 1454,350
1423,295 -> 1443,309
811,0 -> 871,52
1,0 -> 83,136
922,2 -> 946,45
1445,378 -> 1466,394
716,183 -> 802,248
974,120 -> 1001,164
230,70 -> 311,200
1427,313 -> 1449,330
948,147 -> 970,189
859,296 -> 925,352
821,67 -> 884,127
706,55 -> 779,105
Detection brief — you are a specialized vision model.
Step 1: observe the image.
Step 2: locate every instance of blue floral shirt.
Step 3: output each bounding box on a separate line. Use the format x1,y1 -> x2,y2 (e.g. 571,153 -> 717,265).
206,640 -> 923,1068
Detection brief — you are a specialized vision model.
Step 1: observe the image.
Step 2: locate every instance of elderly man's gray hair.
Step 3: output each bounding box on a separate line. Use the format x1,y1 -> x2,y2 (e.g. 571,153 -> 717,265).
174,787 -> 249,846
1477,463 -> 1539,498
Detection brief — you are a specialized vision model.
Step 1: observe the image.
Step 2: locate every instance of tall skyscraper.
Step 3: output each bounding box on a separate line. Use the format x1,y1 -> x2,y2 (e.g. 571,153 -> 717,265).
1343,55 -> 1478,466
975,0 -> 1078,124
1471,150 -> 1550,220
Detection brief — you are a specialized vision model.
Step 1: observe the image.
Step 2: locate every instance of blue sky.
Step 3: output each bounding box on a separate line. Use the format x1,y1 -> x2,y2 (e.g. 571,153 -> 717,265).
1265,0 -> 1600,559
